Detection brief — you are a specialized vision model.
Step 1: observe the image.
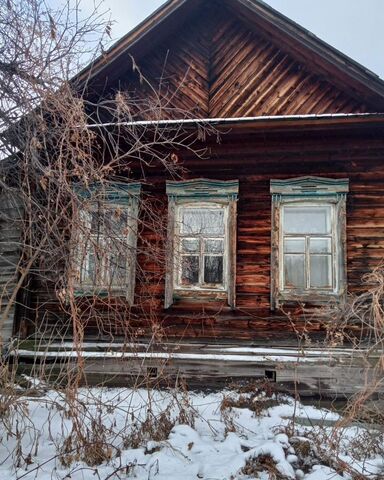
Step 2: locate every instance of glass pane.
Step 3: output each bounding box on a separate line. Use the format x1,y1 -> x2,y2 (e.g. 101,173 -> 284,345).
181,208 -> 224,235
309,237 -> 332,253
204,239 -> 224,253
181,256 -> 199,285
284,238 -> 305,253
284,206 -> 331,234
82,247 -> 97,284
181,238 -> 199,253
204,256 -> 223,284
310,255 -> 332,288
108,250 -> 127,287
284,254 -> 305,288
90,210 -> 100,234
102,208 -> 129,235
112,209 -> 129,233
310,238 -> 332,254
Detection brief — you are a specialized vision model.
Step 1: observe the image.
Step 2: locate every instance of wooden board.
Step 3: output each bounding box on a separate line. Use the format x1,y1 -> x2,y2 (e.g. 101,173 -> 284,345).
23,121 -> 384,346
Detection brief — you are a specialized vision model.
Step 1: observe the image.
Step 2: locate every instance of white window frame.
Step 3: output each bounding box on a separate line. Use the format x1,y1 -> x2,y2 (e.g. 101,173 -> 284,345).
72,182 -> 141,303
174,202 -> 229,292
270,177 -> 349,309
165,179 -> 239,308
279,201 -> 337,294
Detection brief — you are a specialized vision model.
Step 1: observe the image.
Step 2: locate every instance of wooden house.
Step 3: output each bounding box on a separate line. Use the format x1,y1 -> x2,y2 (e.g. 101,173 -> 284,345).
3,0 -> 384,397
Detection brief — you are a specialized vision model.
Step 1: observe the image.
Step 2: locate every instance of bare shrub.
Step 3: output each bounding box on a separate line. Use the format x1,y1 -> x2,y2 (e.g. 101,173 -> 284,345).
0,0 -> 218,474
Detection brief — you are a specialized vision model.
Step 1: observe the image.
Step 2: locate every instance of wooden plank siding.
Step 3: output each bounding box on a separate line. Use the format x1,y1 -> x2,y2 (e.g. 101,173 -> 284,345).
122,5 -> 370,119
0,191 -> 23,341
24,121 -> 384,345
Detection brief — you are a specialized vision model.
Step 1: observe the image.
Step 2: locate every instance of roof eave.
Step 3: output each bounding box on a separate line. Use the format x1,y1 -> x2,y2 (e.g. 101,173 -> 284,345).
74,0 -> 200,86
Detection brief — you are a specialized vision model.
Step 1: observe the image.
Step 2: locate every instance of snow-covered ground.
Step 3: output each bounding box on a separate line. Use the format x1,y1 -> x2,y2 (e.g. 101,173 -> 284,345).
0,385 -> 383,479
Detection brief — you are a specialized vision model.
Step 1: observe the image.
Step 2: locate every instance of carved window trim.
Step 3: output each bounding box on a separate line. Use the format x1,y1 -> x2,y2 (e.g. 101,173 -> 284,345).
72,182 -> 141,304
165,179 -> 239,308
270,177 -> 349,309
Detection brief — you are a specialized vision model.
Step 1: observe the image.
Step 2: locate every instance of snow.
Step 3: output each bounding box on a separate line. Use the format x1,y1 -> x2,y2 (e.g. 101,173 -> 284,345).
84,112 -> 384,130
13,347 -> 354,363
39,342 -> 369,357
0,387 -> 382,480
304,465 -> 345,480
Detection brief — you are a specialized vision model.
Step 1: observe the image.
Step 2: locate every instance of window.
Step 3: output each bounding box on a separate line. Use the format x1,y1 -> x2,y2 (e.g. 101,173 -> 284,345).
73,182 -> 141,303
270,177 -> 348,308
177,204 -> 227,289
78,205 -> 130,288
282,204 -> 333,291
165,179 -> 239,308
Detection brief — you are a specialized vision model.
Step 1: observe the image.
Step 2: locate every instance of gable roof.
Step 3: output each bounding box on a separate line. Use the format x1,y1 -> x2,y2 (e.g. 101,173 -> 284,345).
77,0 -> 384,111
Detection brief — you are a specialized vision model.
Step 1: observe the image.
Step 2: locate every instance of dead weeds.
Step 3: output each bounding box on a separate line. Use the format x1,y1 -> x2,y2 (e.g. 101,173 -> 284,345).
222,379 -> 284,417
241,454 -> 290,480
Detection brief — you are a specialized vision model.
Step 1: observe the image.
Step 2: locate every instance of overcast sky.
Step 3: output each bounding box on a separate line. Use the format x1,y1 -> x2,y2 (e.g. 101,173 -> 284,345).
87,0 -> 384,79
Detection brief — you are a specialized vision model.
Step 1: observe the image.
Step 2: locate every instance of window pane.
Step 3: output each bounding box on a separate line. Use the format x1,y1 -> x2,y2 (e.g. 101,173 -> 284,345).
108,250 -> 127,287
204,256 -> 223,284
204,239 -> 224,253
284,206 -> 331,234
181,208 -> 224,235
310,255 -> 332,288
112,209 -> 129,233
103,209 -> 129,235
90,211 -> 100,234
181,256 -> 199,285
181,238 -> 199,253
310,238 -> 332,254
284,254 -> 305,288
284,238 -> 305,253
82,247 -> 98,284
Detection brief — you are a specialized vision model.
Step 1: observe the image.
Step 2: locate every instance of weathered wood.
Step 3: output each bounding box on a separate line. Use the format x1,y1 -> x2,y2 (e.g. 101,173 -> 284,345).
0,191 -> 23,341
21,121 -> 384,345
127,7 -> 371,119
228,200 -> 237,308
14,341 -> 384,397
81,0 -> 384,112
164,197 -> 175,309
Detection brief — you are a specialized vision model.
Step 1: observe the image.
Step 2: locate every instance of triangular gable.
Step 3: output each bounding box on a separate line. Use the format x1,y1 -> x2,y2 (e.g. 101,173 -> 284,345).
79,0 -> 384,115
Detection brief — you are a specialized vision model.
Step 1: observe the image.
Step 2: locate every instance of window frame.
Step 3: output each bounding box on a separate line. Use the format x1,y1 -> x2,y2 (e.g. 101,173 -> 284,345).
270,177 -> 349,309
279,201 -> 337,294
72,182 -> 141,303
165,179 -> 239,308
174,201 -> 229,292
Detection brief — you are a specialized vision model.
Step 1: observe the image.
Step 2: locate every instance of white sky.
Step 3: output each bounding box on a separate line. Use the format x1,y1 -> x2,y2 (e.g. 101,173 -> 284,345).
84,0 -> 384,79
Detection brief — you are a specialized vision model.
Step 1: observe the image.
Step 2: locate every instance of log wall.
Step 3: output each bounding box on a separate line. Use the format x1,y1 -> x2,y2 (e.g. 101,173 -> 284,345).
24,120 -> 384,346
18,0 -> 384,347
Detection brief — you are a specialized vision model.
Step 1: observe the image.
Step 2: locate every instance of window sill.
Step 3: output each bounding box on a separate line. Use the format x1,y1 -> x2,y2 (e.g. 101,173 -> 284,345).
173,288 -> 227,301
72,288 -> 129,299
275,290 -> 345,307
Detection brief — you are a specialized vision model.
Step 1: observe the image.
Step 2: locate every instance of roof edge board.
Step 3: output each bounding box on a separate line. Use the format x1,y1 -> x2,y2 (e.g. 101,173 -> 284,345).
75,0 -> 191,85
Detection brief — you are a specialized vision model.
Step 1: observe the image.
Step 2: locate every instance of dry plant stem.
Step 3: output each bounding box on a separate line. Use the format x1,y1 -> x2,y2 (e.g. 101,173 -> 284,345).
0,1 -> 383,477
0,0 -> 220,473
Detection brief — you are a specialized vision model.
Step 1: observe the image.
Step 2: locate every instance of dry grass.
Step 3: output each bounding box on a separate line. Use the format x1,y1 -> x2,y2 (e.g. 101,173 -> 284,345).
222,379 -> 284,418
241,454 -> 290,480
